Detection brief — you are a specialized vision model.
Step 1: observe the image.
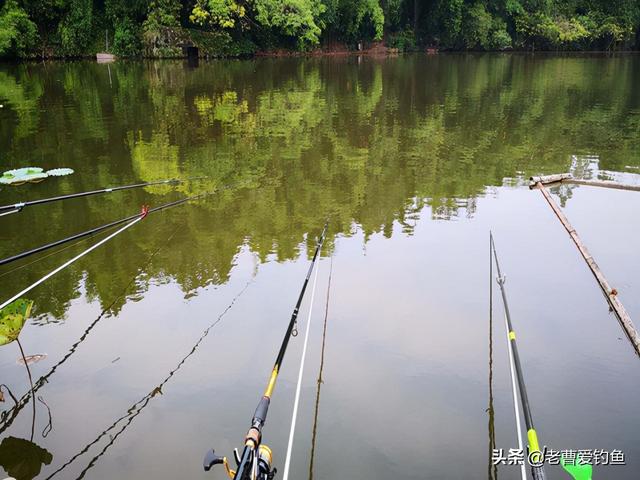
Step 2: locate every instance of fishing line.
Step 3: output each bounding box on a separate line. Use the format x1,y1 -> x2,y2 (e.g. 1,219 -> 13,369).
44,278 -> 255,480
0,218 -> 181,435
491,233 -> 546,480
308,255 -> 333,480
505,310 -> 527,480
491,233 -> 526,480
0,181 -> 248,308
1,195 -> 187,266
0,223 -> 119,280
0,216 -> 143,311
0,180 -> 247,267
282,254 -> 321,480
203,223 -> 328,480
0,208 -> 20,217
487,236 -> 497,480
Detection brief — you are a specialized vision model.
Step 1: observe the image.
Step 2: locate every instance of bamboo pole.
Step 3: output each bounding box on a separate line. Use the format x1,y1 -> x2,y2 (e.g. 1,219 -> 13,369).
530,174 -> 640,192
532,182 -> 640,356
567,178 -> 640,192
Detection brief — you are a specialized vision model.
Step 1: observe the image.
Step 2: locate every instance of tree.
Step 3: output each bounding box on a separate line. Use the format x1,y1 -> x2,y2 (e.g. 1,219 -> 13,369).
0,1 -> 38,58
58,0 -> 94,56
190,0 -> 246,28
254,0 -> 325,48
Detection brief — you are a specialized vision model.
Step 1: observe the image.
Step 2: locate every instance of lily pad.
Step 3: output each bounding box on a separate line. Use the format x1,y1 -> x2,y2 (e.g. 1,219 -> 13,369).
46,168 -> 74,177
0,299 -> 33,346
0,436 -> 53,480
3,167 -> 44,177
1,169 -> 49,185
22,172 -> 49,183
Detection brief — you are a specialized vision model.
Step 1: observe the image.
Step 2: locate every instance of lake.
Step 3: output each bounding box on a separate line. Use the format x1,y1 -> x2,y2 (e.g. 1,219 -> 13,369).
1,53 -> 639,480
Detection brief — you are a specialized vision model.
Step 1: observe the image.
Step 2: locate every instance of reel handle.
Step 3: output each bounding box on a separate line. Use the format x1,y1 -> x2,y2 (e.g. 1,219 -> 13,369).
203,449 -> 225,471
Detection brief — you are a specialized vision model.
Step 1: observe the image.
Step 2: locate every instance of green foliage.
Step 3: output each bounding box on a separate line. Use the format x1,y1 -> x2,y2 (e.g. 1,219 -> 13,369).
356,0 -> 385,41
113,17 -> 142,56
0,299 -> 32,346
190,0 -> 246,28
188,29 -> 257,56
461,4 -> 513,50
254,0 -> 325,48
0,0 -> 639,57
58,0 -> 94,56
144,0 -> 181,30
142,0 -> 184,57
461,3 -> 492,49
387,28 -> 416,51
0,1 -> 38,58
437,0 -> 464,46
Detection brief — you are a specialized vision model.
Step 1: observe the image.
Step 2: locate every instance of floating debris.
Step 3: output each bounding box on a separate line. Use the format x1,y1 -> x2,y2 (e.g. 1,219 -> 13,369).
16,354 -> 47,366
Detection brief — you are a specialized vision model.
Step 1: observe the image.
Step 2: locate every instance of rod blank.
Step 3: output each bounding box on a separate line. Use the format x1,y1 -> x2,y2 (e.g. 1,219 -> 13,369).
0,177 -> 205,213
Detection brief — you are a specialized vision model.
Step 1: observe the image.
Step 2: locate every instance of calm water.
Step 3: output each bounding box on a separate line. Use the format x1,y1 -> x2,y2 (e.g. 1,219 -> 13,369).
1,54 -> 640,480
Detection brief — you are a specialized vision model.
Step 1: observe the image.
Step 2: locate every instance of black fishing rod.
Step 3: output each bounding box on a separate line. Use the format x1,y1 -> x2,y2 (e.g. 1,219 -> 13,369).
0,190 -> 212,267
0,176 -> 205,214
203,222 -> 328,480
490,233 -> 546,480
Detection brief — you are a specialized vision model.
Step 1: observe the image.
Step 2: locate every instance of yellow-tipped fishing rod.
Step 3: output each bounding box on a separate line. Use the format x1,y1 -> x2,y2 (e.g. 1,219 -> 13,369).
490,233 -> 546,480
203,222 -> 329,480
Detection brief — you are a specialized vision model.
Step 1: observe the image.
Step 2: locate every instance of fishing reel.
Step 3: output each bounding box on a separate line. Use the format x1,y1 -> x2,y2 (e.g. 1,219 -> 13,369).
204,444 -> 276,480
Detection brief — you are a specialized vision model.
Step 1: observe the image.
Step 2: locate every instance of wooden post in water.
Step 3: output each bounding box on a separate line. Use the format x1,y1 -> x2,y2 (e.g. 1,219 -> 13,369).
531,180 -> 640,356
530,173 -> 640,192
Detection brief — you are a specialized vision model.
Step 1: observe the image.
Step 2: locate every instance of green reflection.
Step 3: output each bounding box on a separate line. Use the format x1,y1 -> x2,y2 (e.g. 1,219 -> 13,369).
0,436 -> 53,480
0,55 -> 639,321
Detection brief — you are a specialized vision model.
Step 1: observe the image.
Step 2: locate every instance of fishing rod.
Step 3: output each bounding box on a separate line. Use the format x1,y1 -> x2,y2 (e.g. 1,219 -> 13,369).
0,211 -> 146,312
203,222 -> 329,480
0,176 -> 206,214
0,191 -> 211,267
490,233 -> 546,480
0,181 -> 245,310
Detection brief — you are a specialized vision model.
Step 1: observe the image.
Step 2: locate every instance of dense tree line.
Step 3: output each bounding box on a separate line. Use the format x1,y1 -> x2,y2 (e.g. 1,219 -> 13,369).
0,0 -> 639,58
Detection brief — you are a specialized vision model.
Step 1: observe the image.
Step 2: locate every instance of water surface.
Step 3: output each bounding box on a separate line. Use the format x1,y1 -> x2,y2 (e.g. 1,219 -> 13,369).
1,54 -> 639,480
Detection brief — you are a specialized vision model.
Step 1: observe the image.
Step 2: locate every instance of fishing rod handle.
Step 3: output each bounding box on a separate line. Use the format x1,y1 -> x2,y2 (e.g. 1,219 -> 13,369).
531,464 -> 546,480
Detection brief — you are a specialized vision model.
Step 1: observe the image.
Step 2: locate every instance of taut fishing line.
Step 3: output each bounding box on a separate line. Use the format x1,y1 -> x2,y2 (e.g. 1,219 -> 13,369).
282,254 -> 321,480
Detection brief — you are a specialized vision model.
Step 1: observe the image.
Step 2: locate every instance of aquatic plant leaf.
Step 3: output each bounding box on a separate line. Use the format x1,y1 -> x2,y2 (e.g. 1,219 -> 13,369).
561,453 -> 593,480
46,167 -> 74,177
3,167 -> 44,177
26,173 -> 49,182
0,436 -> 53,480
0,299 -> 33,346
0,171 -> 49,185
16,353 -> 47,366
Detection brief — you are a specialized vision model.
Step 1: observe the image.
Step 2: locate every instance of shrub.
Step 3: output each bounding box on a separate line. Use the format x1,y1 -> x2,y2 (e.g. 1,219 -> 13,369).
386,28 -> 416,51
113,17 -> 142,56
58,0 -> 94,56
0,1 -> 38,58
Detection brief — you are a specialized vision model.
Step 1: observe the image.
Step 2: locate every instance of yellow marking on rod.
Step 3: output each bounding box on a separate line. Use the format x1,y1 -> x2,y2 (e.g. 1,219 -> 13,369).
509,331 -> 516,340
264,366 -> 279,397
527,429 -> 540,453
